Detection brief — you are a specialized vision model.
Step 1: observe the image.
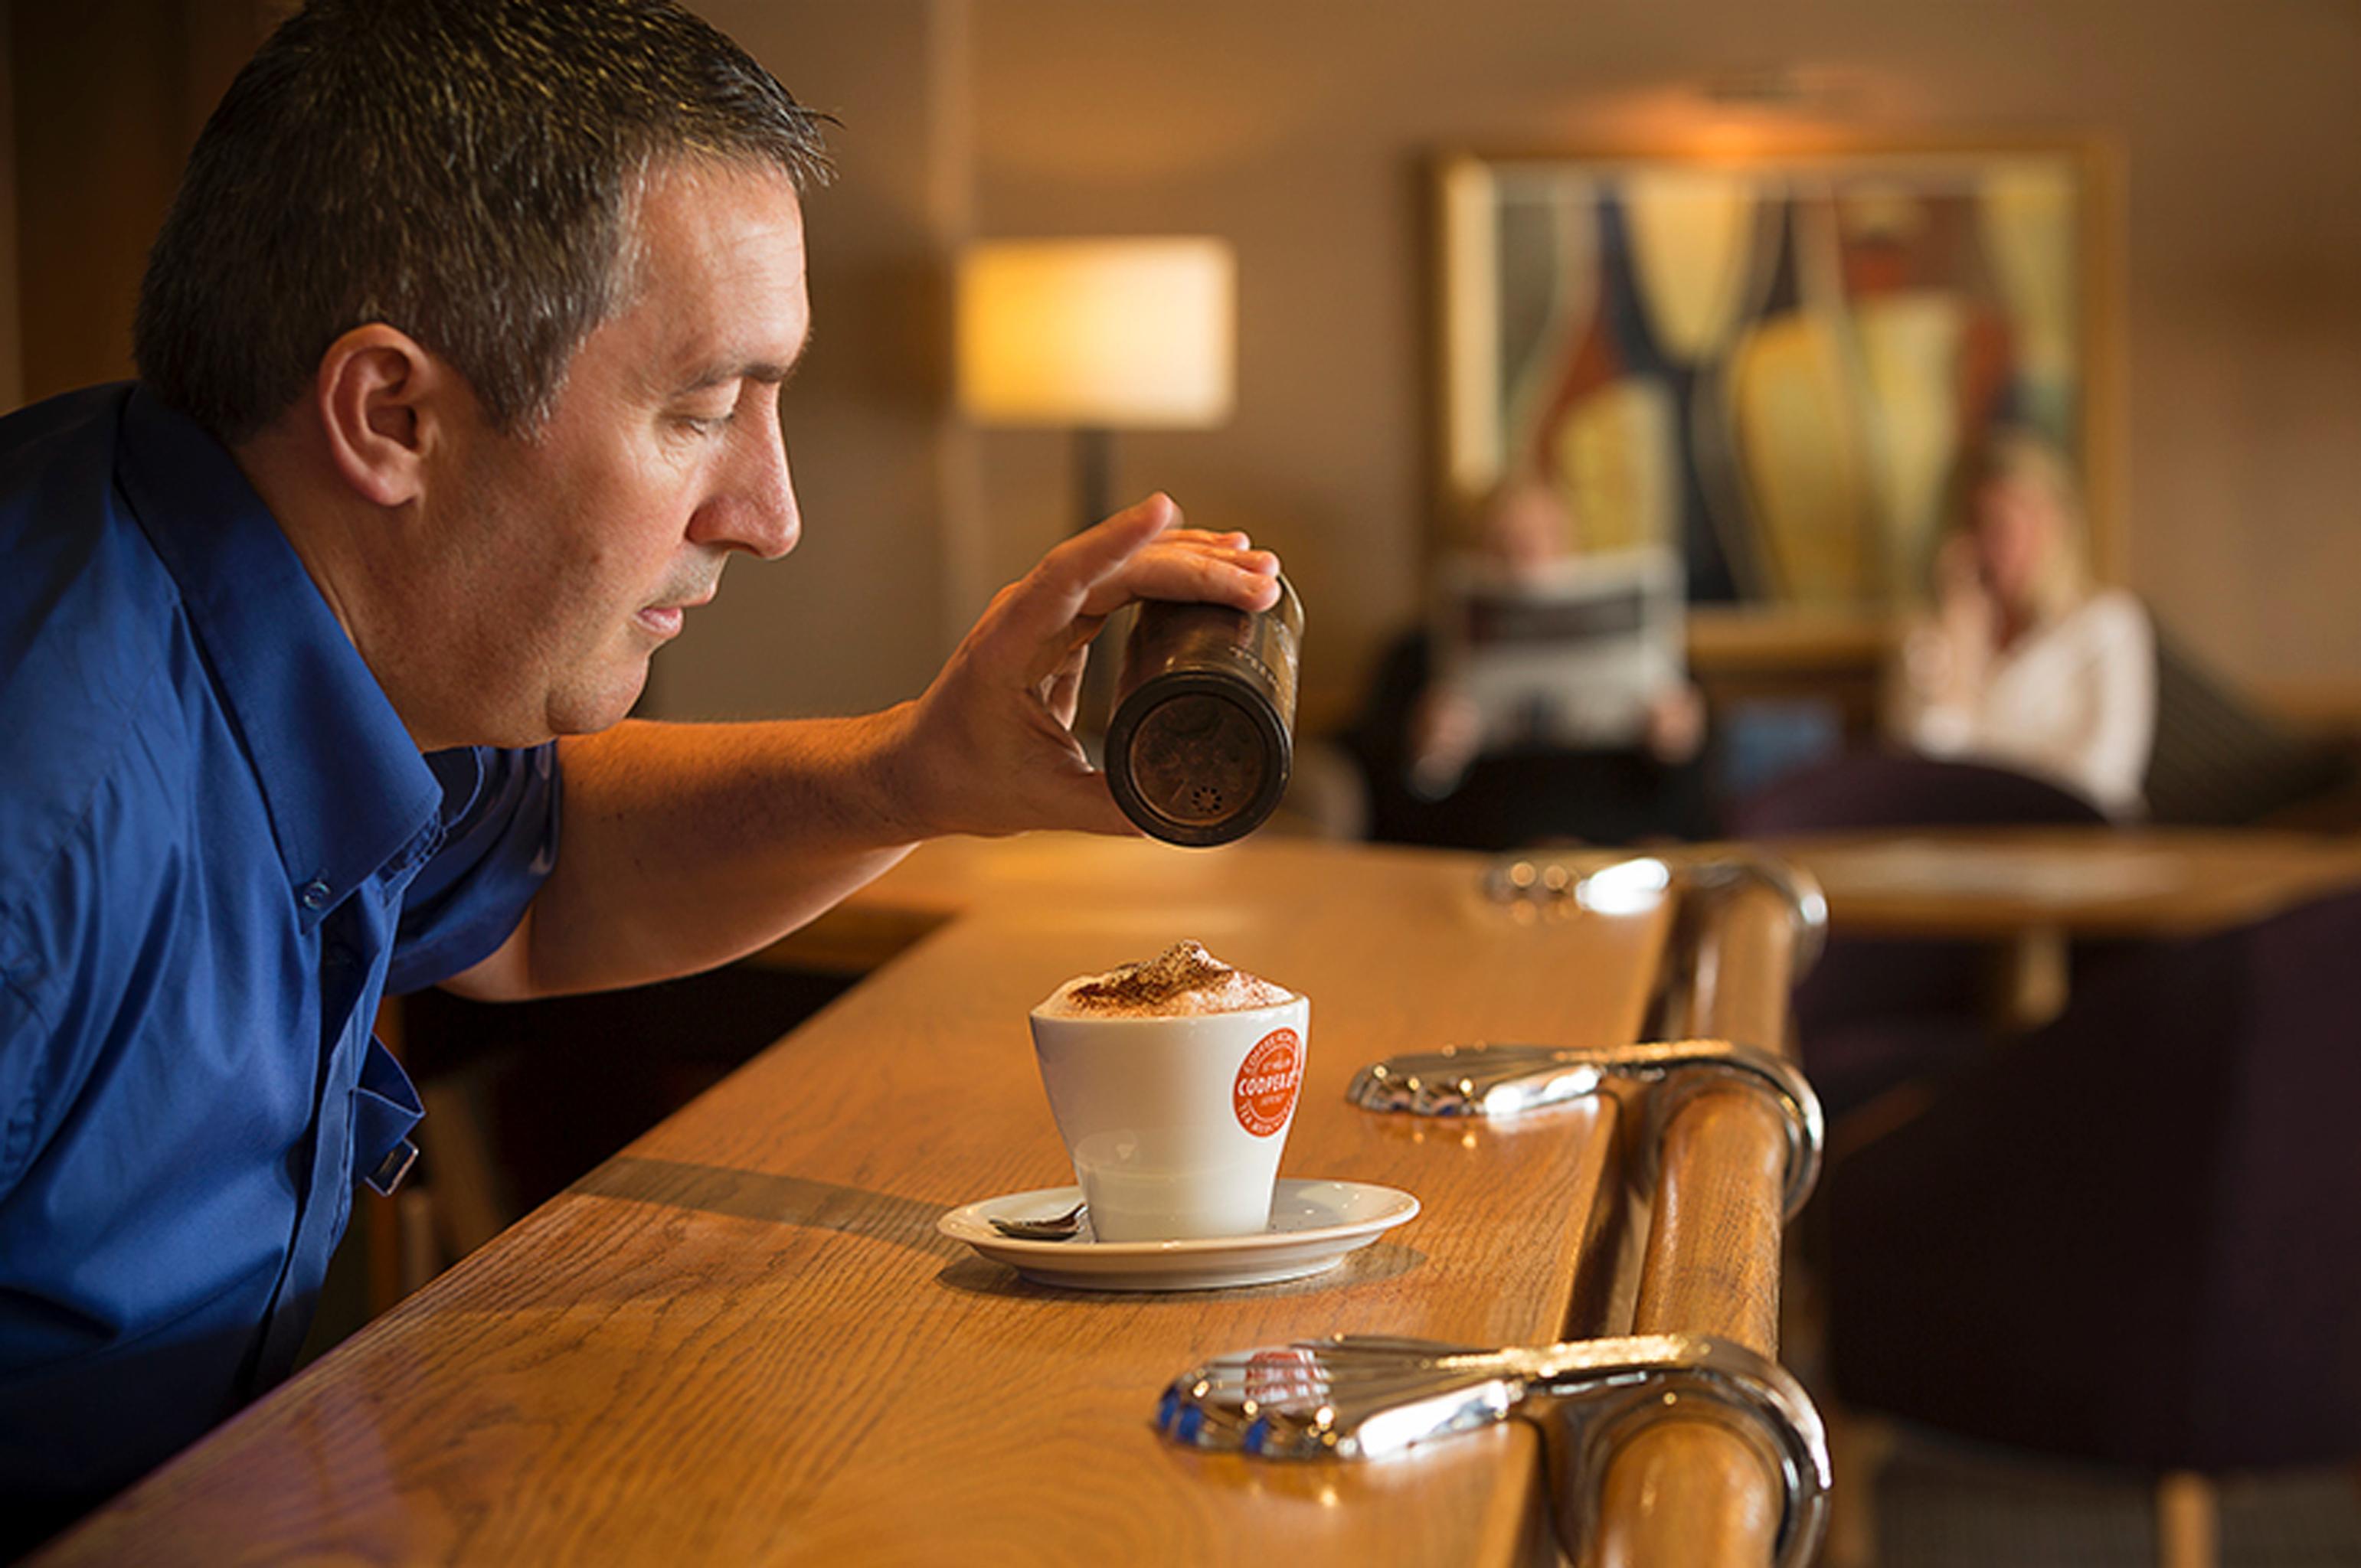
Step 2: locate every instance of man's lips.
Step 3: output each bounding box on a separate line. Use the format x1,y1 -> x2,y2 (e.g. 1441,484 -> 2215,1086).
637,587 -> 716,638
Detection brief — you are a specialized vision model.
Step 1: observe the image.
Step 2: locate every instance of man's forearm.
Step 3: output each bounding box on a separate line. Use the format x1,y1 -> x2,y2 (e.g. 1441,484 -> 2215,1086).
458,714 -> 927,1000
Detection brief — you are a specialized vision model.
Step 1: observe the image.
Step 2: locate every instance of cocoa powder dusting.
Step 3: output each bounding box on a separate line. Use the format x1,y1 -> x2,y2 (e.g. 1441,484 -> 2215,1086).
1066,941 -> 1231,1010
1044,940 -> 1291,1018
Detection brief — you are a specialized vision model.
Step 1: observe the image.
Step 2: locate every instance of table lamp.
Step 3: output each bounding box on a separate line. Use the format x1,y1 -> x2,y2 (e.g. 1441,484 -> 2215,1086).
956,237 -> 1237,535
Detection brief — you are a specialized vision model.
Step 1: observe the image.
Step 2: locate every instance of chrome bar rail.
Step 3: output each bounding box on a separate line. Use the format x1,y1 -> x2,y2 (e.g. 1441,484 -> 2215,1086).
1346,1038 -> 1823,1221
1156,1331 -> 1830,1568
1480,851 -> 1829,981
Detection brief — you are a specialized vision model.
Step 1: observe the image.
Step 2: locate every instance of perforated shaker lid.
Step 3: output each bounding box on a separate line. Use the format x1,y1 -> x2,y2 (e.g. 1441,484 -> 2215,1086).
1107,678 -> 1290,847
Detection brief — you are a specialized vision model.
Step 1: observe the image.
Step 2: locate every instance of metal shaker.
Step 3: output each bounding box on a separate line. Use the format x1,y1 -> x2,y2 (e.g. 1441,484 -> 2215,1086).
1104,574 -> 1303,847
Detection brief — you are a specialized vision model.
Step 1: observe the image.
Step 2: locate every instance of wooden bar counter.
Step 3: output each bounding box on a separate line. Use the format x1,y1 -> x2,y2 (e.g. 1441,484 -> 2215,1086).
41,835 -> 1800,1567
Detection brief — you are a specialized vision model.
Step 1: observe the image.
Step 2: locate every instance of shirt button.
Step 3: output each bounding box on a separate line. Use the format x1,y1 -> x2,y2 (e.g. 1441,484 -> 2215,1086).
301,880 -> 332,911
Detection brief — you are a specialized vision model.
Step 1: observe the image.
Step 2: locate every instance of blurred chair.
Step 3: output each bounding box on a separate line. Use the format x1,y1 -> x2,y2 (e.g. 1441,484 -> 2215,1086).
1823,885 -> 2361,1563
1730,749 -> 2108,837
1727,752 -> 2108,1119
2144,629 -> 2353,828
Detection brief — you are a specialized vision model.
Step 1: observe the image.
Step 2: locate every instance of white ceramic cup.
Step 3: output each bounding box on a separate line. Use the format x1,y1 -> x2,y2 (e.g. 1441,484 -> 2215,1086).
1029,994 -> 1310,1243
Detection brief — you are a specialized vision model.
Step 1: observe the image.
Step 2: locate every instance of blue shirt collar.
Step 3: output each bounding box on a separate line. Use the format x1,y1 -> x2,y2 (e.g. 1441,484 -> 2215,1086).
114,386 -> 444,928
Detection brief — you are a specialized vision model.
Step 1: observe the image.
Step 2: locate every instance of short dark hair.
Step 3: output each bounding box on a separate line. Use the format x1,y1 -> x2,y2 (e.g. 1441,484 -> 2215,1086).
134,0 -> 832,444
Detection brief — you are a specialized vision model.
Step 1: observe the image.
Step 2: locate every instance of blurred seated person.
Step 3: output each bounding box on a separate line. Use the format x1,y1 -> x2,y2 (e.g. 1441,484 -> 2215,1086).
1887,430 -> 2156,819
1343,479 -> 1713,851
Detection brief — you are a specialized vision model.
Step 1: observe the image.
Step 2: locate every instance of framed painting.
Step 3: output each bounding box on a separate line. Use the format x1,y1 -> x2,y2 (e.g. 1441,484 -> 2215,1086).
1435,143 -> 2117,616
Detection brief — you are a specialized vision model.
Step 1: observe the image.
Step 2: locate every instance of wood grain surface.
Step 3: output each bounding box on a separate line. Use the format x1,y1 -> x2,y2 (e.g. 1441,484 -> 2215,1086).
41,835 -> 1717,1567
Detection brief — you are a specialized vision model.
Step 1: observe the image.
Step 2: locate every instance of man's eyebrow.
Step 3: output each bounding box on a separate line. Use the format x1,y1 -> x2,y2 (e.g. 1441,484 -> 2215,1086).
669,340 -> 811,397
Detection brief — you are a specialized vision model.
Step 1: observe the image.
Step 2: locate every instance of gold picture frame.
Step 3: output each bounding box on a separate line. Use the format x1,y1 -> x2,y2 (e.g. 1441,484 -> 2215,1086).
1434,140 -> 2121,619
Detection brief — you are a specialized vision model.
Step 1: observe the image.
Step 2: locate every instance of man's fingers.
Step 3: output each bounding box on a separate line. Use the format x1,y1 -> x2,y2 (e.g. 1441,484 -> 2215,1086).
974,495 -> 1282,697
1078,545 -> 1284,619
1044,495 -> 1182,595
1149,541 -> 1280,580
989,496 -> 1180,646
1042,502 -> 1275,596
1156,528 -> 1256,552
1041,642 -> 1088,728
911,490 -> 1293,843
1022,612 -> 1104,691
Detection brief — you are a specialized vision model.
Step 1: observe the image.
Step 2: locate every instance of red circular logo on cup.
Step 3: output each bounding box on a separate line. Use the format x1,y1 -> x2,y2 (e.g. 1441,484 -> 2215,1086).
1233,1027 -> 1303,1138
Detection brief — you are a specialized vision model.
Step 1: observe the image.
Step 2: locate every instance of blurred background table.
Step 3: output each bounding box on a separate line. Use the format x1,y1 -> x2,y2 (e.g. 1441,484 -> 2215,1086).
1767,826 -> 2361,1029
1772,827 -> 2361,940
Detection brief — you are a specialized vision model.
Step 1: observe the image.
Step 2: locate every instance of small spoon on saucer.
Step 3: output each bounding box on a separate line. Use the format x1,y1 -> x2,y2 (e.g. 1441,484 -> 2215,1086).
989,1200 -> 1088,1242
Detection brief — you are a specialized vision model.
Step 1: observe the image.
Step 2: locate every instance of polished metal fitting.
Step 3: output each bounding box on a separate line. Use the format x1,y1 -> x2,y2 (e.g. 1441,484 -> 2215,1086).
1346,1038 -> 1823,1220
1156,1331 -> 1830,1568
1480,851 -> 1829,980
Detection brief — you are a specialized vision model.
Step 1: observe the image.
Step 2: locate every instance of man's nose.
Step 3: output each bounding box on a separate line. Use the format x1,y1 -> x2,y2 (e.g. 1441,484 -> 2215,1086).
691,402 -> 800,560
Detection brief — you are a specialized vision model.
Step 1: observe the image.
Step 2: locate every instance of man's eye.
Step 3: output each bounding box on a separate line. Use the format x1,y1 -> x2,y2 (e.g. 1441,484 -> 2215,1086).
675,410 -> 734,436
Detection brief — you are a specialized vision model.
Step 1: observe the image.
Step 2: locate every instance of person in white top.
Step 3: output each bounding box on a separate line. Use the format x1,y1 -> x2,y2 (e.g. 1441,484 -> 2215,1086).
1887,432 -> 2157,818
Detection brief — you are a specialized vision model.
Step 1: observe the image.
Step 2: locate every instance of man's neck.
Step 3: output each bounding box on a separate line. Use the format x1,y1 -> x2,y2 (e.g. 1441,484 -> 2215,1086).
231,420 -> 440,751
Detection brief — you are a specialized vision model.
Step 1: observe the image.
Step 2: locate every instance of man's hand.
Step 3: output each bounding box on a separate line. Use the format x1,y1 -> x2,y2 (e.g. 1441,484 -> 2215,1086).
453,495 -> 1277,1001
885,494 -> 1280,839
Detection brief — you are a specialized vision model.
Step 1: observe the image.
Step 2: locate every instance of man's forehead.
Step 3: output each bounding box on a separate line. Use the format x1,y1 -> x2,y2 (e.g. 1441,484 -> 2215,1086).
623,160 -> 812,394
632,152 -> 808,243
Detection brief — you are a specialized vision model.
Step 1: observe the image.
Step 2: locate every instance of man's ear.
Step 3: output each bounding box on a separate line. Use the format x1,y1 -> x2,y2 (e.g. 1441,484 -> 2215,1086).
315,324 -> 457,508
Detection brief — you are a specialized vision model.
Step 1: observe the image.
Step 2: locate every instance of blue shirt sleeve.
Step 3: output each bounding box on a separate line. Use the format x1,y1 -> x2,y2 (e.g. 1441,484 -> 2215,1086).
0,968 -> 48,1197
385,744 -> 561,993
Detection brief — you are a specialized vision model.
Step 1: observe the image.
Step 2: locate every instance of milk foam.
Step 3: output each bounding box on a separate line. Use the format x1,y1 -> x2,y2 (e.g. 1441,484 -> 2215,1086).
1035,940 -> 1293,1019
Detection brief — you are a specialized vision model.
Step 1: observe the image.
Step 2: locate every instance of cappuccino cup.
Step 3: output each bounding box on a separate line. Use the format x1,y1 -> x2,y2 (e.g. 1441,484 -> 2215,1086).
1030,942 -> 1308,1243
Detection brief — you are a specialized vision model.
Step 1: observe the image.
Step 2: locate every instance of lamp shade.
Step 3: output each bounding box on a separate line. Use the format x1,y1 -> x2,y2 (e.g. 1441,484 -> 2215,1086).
956,237 -> 1235,429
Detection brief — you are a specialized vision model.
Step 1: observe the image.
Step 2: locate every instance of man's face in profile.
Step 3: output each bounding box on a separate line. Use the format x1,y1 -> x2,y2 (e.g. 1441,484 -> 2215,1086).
414,159 -> 813,745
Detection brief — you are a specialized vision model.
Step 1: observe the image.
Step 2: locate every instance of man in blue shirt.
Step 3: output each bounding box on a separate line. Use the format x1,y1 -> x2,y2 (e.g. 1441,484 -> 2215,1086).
0,0 -> 1281,1547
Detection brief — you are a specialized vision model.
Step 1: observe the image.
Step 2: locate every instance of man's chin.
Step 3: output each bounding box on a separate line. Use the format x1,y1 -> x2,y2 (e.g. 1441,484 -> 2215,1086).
541,666 -> 653,740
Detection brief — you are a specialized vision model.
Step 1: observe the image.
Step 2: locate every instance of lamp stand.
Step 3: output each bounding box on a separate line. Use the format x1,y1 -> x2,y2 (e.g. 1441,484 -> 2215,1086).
1074,425 -> 1121,741
1074,425 -> 1114,537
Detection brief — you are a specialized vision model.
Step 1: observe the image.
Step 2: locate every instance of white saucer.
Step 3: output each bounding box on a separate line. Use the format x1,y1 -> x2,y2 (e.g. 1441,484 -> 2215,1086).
938,1178 -> 1419,1292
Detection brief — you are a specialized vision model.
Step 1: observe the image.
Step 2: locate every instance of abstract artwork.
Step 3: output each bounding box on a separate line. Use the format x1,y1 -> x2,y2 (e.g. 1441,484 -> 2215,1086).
1437,147 -> 2104,611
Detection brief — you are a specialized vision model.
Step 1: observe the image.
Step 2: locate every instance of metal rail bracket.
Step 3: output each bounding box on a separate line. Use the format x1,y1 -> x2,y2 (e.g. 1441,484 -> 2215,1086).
1347,1038 -> 1824,1220
1155,1331 -> 1831,1568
